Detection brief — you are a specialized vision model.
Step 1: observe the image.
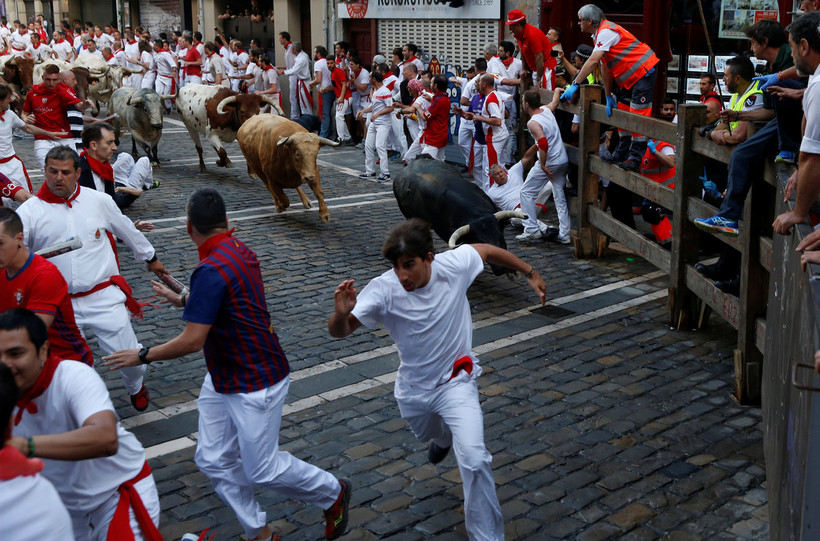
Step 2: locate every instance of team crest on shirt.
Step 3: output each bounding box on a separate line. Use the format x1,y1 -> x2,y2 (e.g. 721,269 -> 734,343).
41,97 -> 47,104
14,290 -> 23,305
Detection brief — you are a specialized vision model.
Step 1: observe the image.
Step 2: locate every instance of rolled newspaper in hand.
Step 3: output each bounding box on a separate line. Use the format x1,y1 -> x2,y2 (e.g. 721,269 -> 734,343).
35,236 -> 83,259
160,273 -> 190,297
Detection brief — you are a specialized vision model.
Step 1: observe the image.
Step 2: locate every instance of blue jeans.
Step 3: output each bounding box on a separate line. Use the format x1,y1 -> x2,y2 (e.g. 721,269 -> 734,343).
320,90 -> 335,139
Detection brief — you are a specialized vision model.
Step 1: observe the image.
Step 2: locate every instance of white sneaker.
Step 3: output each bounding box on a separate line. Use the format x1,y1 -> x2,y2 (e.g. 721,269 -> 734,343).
516,230 -> 543,242
557,236 -> 571,245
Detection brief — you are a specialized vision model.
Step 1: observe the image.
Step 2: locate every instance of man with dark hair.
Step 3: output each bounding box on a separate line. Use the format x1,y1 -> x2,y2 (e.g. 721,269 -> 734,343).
698,73 -> 721,106
0,362 -> 74,540
357,69 -> 393,181
710,56 -> 762,146
309,45 -> 335,139
79,123 -> 155,210
328,218 -> 546,541
660,96 -> 677,122
401,42 -> 424,75
16,145 -> 167,411
279,31 -> 299,119
505,9 -> 556,90
3,308 -> 161,540
0,208 -> 92,364
104,188 -> 352,541
181,35 -> 203,86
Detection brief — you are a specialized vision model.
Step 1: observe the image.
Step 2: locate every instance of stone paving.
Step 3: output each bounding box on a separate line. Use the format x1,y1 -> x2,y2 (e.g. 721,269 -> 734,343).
12,114 -> 768,540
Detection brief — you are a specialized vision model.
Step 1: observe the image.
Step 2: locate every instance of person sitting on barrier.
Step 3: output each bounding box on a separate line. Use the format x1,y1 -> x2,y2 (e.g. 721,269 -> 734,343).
695,19 -> 806,238
773,12 -> 820,238
709,57 -> 763,147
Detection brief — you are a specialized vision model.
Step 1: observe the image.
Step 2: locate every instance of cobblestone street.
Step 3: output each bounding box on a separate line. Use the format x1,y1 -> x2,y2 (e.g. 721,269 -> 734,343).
16,115 -> 768,540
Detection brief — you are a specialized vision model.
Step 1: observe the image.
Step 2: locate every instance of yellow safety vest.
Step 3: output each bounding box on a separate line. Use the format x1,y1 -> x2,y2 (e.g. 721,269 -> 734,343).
728,81 -> 762,132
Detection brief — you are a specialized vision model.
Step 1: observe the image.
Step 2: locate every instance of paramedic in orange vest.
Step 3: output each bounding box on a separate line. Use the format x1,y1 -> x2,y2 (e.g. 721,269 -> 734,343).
562,4 -> 659,172
640,139 -> 675,244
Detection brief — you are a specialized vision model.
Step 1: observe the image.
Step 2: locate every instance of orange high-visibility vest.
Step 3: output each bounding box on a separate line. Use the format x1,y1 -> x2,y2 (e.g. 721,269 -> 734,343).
595,20 -> 659,89
641,141 -> 675,188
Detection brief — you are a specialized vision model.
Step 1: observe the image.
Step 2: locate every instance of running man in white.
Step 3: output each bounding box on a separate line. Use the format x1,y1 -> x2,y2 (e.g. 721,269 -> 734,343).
279,42 -> 312,118
358,69 -> 393,181
329,218 -> 546,541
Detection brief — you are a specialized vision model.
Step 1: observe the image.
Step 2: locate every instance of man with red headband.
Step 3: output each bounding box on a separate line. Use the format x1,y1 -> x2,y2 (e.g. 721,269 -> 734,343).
562,3 -> 659,172
505,9 -> 557,90
3,308 -> 161,540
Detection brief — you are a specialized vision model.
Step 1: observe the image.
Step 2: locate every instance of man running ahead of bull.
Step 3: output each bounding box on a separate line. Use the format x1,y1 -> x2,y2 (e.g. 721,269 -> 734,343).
328,218 -> 547,540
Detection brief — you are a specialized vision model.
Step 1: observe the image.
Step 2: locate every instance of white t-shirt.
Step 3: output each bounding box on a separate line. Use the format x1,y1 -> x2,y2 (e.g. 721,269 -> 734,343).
51,39 -> 74,61
0,110 -> 26,159
411,93 -> 431,131
802,63 -> 820,155
9,30 -> 31,52
496,58 -> 523,96
231,50 -> 249,77
0,466 -> 74,540
370,85 -> 394,126
529,107 -> 568,165
246,62 -> 263,92
124,40 -> 140,70
486,55 -> 505,78
12,361 -> 147,513
94,32 -> 113,49
487,161 -> 524,211
352,245 -> 485,393
481,90 -> 508,140
351,67 -> 370,101
155,50 -> 176,77
314,58 -> 332,90
592,28 -> 620,53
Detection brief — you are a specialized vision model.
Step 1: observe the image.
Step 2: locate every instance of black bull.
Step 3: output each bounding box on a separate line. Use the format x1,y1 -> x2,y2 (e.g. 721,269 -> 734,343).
392,157 -> 525,275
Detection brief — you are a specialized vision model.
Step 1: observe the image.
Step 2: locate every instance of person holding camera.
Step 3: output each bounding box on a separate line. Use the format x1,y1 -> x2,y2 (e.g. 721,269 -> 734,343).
505,9 -> 558,90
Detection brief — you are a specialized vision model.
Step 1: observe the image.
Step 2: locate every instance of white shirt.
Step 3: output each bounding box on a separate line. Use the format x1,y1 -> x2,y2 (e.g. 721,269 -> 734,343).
124,40 -> 140,70
12,361 -> 147,514
285,51 -> 311,81
802,63 -> 820,155
352,245 -> 485,393
51,39 -> 74,61
78,49 -> 103,61
496,58 -> 522,97
487,161 -> 524,211
17,186 -> 156,293
486,55 -> 505,78
113,49 -> 127,67
0,467 -> 74,540
0,110 -> 25,158
72,34 -> 84,52
94,32 -> 113,49
314,58 -> 332,90
370,84 -> 393,126
460,75 -> 481,128
592,28 -> 621,53
9,30 -> 31,52
530,107 -> 568,165
231,50 -> 249,77
481,90 -> 507,140
155,50 -> 176,77
246,62 -> 263,92
351,67 -> 370,102
410,93 -> 431,131
284,43 -> 295,70
140,50 -> 154,73
263,67 -> 279,91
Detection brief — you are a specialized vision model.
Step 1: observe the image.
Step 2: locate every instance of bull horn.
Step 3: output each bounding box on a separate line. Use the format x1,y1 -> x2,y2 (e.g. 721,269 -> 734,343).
318,136 -> 339,147
216,95 -> 237,115
260,95 -> 284,116
448,224 -> 471,249
34,58 -> 44,64
276,136 -> 291,146
159,91 -> 178,100
494,210 -> 527,221
127,94 -> 143,105
98,88 -> 112,95
122,66 -> 142,74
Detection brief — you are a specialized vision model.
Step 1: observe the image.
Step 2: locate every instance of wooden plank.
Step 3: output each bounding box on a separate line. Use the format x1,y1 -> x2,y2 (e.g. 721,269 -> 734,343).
540,89 -> 581,116
759,236 -> 772,273
565,143 -> 579,167
684,265 -> 741,330
588,207 -> 671,274
755,317 -> 766,355
589,102 -> 678,145
687,196 -> 744,252
589,155 -> 676,210
690,133 -> 734,165
575,85 -> 604,258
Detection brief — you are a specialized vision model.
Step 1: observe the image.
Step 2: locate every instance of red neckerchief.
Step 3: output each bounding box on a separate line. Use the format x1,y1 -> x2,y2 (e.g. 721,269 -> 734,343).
198,228 -> 235,260
0,111 -> 5,121
31,42 -> 41,49
195,41 -> 203,47
19,29 -> 27,35
81,150 -> 114,184
284,41 -> 292,49
236,48 -> 245,55
14,354 -> 62,425
55,39 -> 65,44
128,39 -> 137,45
408,56 -> 419,63
0,446 -> 44,480
335,55 -> 344,64
263,64 -> 274,71
82,44 -> 88,50
36,182 -> 80,207
501,56 -> 514,68
156,47 -> 166,53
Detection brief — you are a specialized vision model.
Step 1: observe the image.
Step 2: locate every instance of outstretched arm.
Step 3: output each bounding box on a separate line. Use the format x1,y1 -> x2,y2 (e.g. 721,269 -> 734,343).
328,280 -> 364,337
470,244 -> 547,305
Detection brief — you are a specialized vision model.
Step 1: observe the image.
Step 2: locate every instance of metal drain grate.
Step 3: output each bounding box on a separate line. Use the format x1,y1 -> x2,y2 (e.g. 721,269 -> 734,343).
531,305 -> 576,319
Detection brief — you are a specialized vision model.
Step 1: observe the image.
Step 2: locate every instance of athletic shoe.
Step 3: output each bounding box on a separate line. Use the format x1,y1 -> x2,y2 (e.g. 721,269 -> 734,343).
694,261 -> 734,282
774,151 -> 796,165
617,159 -> 640,172
342,139 -> 356,147
556,236 -> 572,245
390,153 -> 400,162
694,215 -> 739,237
324,479 -> 352,540
516,230 -> 544,242
148,180 -> 160,190
428,442 -> 451,464
377,173 -> 391,182
542,226 -> 559,241
359,172 -> 376,179
130,384 -> 150,412
715,276 -> 740,297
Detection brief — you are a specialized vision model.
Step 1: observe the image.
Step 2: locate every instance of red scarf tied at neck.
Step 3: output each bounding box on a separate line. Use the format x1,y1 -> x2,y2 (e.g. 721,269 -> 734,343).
14,354 -> 62,425
36,182 -> 80,207
501,56 -> 514,68
81,149 -> 114,185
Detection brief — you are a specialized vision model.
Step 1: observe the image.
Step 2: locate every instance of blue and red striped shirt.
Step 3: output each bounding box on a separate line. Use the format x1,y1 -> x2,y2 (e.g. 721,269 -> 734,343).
183,231 -> 289,394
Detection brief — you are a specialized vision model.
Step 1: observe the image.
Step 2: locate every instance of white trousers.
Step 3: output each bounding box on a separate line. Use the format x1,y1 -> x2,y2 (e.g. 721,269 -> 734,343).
128,73 -> 143,89
421,144 -> 445,161
155,75 -> 174,109
335,97 -> 351,141
140,72 -> 156,90
522,161 -> 570,239
34,139 -> 69,170
458,122 -> 475,167
288,76 -> 299,118
365,122 -> 391,175
296,79 -> 313,116
113,154 -> 153,190
0,155 -> 31,191
483,130 -> 509,192
472,142 -> 488,192
186,75 -> 202,86
397,377 -> 504,541
389,112 -> 407,155
195,374 -> 339,539
404,132 -> 424,162
407,118 -> 420,142
71,474 -> 160,541
72,285 -> 145,394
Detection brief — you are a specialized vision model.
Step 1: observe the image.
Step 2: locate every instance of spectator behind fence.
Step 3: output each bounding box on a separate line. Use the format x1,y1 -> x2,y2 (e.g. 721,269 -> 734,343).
695,19 -> 805,238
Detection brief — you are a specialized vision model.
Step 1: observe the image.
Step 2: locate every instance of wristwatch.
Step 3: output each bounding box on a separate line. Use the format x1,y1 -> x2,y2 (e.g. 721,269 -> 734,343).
138,346 -> 151,364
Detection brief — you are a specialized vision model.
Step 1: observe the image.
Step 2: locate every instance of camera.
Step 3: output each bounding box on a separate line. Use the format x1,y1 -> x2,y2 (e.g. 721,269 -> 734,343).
550,50 -> 559,57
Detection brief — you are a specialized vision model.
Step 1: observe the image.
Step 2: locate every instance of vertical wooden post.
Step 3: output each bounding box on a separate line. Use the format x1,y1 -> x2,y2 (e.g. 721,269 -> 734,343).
668,104 -> 707,330
574,84 -> 604,258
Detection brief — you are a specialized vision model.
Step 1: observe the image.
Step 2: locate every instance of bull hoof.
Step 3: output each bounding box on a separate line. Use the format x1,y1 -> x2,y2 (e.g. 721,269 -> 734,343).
249,172 -> 259,180
275,206 -> 285,214
215,160 -> 227,167
151,161 -> 160,168
225,161 -> 234,168
199,165 -> 206,173
320,213 -> 331,223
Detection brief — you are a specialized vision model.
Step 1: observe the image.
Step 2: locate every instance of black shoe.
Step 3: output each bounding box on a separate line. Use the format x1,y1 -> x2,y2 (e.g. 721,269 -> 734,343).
694,262 -> 734,282
601,154 -> 620,164
715,276 -> 740,297
542,227 -> 559,242
428,442 -> 451,464
617,159 -> 640,172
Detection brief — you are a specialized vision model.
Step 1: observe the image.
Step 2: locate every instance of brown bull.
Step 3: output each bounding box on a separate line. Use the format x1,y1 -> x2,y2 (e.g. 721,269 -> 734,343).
237,115 -> 338,223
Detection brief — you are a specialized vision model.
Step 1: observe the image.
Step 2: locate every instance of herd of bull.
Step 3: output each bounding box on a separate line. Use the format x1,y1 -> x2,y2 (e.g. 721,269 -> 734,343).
3,53 -> 529,262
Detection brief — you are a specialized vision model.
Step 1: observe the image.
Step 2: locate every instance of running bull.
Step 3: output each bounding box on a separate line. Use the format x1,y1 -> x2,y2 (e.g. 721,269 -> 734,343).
110,87 -> 175,166
393,156 -> 525,275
